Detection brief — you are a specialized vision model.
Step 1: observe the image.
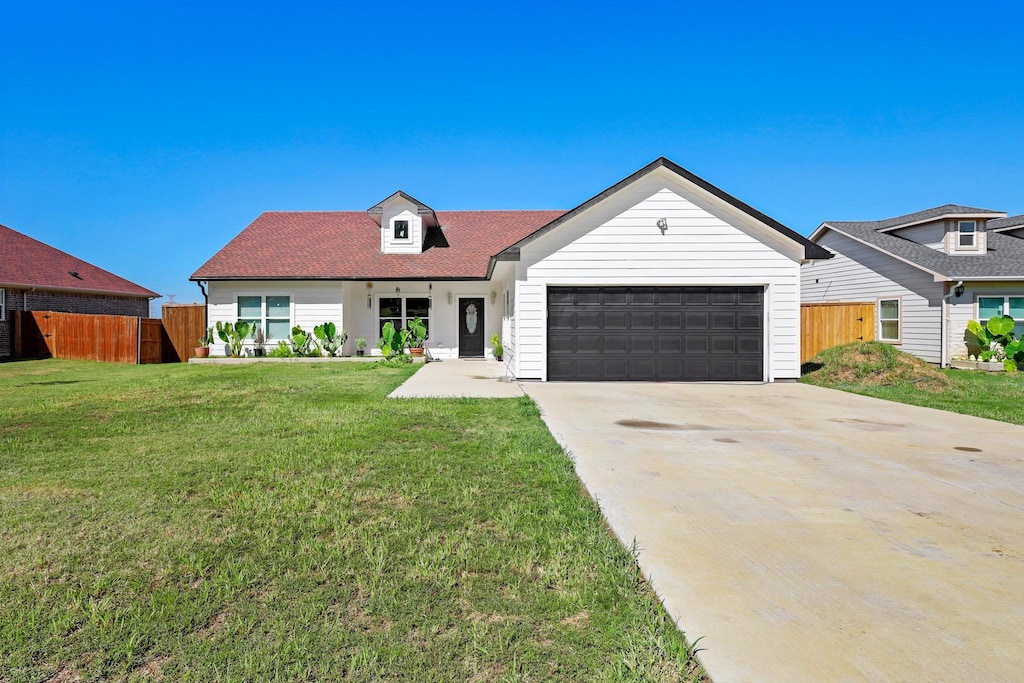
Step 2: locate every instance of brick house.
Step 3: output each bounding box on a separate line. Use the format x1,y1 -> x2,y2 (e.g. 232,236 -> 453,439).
0,223 -> 158,357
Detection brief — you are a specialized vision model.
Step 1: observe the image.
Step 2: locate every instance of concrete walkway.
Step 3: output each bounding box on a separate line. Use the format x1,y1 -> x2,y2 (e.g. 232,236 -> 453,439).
522,381 -> 1024,683
388,359 -> 524,398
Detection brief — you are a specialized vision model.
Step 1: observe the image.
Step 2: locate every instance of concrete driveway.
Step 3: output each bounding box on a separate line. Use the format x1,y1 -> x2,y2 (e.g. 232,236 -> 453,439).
522,381 -> 1024,683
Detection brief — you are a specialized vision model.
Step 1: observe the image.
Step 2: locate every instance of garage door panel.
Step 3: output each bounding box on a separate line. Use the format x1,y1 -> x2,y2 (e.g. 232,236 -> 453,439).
604,312 -> 628,329
631,313 -> 655,330
547,286 -> 763,381
629,335 -> 655,353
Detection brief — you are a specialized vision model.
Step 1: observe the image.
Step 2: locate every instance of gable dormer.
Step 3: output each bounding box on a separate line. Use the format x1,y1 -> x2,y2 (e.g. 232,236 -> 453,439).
367,191 -> 440,254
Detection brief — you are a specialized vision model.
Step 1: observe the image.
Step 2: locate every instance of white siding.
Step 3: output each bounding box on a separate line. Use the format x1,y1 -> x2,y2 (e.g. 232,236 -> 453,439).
947,282 -> 1024,359
801,231 -> 944,362
380,199 -> 424,254
515,172 -> 806,381
207,281 -> 344,356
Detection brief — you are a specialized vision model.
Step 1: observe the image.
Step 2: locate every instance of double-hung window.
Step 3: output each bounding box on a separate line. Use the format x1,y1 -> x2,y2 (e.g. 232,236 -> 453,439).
878,298 -> 901,343
979,296 -> 1024,338
238,295 -> 291,340
378,296 -> 429,338
957,220 -> 977,248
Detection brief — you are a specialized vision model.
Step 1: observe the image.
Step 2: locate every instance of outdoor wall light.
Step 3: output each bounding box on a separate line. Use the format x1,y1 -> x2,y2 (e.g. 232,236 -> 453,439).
395,286 -> 401,295
490,291 -> 497,305
656,217 -> 668,234
428,283 -> 433,309
447,291 -> 452,305
954,283 -> 965,298
365,281 -> 373,308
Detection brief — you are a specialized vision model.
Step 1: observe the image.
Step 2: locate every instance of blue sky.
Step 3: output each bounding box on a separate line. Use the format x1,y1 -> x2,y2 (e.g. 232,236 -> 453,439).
3,1 -> 1022,308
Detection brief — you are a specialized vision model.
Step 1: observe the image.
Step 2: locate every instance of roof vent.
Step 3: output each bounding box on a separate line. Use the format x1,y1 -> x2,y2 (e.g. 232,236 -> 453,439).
69,270 -> 83,280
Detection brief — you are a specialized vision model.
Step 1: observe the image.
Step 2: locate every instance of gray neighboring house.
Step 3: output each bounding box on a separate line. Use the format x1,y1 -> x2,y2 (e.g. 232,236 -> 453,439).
802,205 -> 1024,366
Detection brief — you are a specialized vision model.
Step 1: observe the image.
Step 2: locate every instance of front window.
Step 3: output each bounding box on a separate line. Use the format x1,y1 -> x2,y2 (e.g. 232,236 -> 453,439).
237,295 -> 291,340
378,296 -> 429,338
957,220 -> 976,248
394,220 -> 409,240
879,298 -> 901,342
979,296 -> 1024,338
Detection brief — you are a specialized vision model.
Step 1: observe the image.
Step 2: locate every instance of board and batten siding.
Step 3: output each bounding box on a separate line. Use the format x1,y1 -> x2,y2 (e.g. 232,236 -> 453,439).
801,230 -> 943,362
206,281 -> 344,355
514,177 -> 805,381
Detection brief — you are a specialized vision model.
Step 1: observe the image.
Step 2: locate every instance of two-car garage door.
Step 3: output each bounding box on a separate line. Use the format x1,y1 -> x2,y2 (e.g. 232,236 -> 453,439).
547,286 -> 764,381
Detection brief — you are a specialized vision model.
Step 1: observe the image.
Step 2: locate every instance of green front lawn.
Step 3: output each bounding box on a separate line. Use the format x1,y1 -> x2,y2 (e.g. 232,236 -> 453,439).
801,342 -> 1024,426
0,360 -> 704,682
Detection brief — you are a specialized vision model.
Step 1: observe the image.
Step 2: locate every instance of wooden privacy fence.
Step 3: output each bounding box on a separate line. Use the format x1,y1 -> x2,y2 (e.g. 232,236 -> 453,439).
161,303 -> 207,362
15,310 -> 163,364
801,302 -> 875,363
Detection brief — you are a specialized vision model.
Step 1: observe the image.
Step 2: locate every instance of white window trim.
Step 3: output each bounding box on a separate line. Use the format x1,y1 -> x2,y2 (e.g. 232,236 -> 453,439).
878,297 -> 902,344
977,295 -> 1024,321
235,293 -> 294,341
392,218 -> 412,241
956,220 -> 978,250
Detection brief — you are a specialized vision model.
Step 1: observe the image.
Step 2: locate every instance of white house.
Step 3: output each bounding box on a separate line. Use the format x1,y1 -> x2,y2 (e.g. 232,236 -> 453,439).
191,158 -> 831,381
802,205 -> 1024,365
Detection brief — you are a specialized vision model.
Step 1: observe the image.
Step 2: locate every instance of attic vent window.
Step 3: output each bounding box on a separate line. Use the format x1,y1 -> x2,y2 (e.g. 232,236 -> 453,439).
957,221 -> 976,248
69,270 -> 83,280
394,220 -> 409,240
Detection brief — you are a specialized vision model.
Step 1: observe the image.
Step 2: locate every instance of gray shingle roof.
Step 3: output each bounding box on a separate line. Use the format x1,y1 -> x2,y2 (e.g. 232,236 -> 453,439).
819,205 -> 1024,279
990,215 -> 1024,232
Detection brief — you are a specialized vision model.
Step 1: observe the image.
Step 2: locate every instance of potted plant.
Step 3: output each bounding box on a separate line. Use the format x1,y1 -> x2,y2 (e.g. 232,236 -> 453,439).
406,317 -> 427,357
252,327 -> 266,357
194,327 -> 214,358
490,333 -> 503,361
355,337 -> 367,357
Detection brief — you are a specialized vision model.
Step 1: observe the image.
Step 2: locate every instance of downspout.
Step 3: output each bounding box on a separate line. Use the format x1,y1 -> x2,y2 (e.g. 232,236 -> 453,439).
940,280 -> 963,369
196,280 -> 209,330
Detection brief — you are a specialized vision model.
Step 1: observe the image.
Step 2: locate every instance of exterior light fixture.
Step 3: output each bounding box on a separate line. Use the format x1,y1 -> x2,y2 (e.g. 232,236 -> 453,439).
490,291 -> 497,305
395,286 -> 401,295
656,217 -> 668,234
954,283 -> 965,298
365,281 -> 373,308
447,291 -> 452,305
428,282 -> 433,309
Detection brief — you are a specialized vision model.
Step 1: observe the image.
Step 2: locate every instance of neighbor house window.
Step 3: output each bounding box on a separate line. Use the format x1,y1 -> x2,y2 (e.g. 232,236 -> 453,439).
378,296 -> 429,338
979,296 -> 1024,338
394,220 -> 409,239
879,298 -> 901,342
238,295 -> 291,340
957,220 -> 976,248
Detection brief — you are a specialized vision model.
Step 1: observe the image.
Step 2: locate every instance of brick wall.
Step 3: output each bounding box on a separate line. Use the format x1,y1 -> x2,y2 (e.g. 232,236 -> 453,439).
0,287 -> 151,357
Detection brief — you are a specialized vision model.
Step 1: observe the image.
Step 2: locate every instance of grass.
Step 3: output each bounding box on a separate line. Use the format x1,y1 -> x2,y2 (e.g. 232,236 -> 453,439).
801,342 -> 1024,426
0,360 -> 705,682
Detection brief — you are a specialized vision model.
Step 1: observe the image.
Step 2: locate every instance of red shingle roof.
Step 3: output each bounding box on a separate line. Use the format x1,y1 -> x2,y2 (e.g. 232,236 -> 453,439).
0,223 -> 157,297
191,210 -> 565,280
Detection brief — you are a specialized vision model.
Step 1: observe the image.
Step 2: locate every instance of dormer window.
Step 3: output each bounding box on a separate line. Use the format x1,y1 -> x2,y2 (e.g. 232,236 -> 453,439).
957,221 -> 976,248
394,220 -> 409,240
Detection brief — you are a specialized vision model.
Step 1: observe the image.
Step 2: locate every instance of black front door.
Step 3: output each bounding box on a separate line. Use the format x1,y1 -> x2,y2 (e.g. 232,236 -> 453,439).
459,298 -> 485,357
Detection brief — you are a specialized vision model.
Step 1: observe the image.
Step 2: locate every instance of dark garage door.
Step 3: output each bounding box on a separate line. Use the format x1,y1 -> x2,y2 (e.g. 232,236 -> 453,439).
547,286 -> 763,381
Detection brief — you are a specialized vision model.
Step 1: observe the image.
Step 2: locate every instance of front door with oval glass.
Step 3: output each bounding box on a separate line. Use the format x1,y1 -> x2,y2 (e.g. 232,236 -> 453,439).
459,298 -> 485,357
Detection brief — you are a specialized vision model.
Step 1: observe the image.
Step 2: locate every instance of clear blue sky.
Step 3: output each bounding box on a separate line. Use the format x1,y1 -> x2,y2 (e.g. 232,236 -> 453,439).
3,1 -> 1022,308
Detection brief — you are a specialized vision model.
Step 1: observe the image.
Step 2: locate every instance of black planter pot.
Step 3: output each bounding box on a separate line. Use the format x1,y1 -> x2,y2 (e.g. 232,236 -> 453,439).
356,349 -> 365,357
253,348 -> 266,357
